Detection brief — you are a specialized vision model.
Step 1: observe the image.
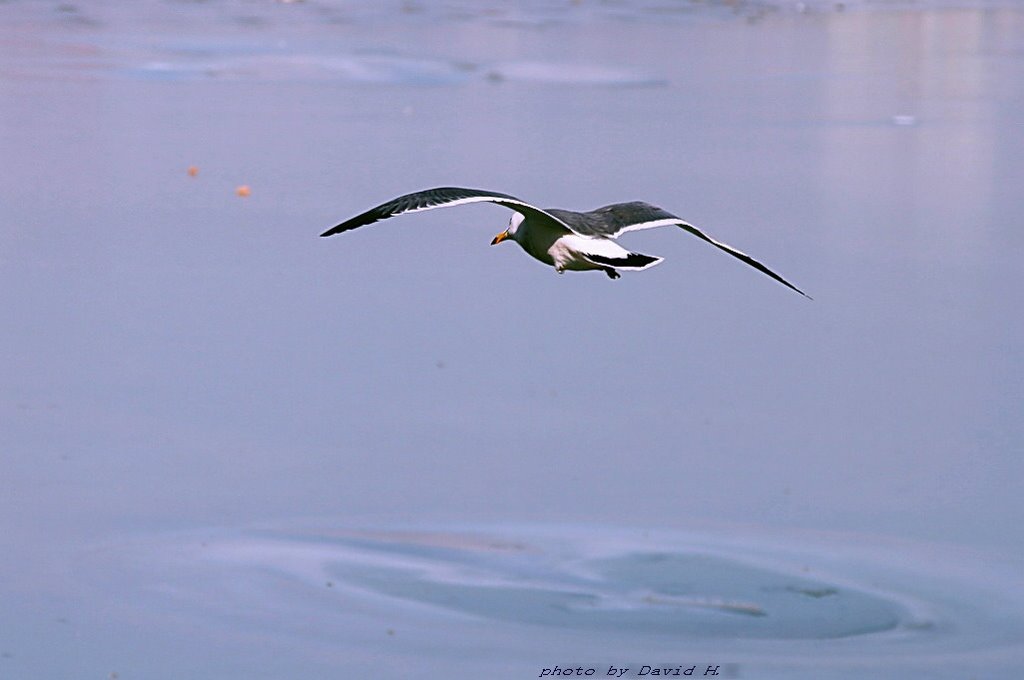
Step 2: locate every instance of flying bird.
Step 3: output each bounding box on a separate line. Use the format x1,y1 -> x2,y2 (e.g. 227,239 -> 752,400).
320,187 -> 808,297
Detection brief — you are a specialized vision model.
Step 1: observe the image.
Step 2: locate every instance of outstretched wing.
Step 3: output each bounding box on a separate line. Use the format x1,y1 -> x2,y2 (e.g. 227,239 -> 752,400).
320,187 -> 570,237
554,201 -> 809,298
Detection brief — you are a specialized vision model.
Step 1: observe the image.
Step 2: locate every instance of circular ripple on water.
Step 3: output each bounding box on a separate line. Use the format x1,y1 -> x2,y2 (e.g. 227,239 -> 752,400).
308,531 -> 903,640
104,523 -> 1024,677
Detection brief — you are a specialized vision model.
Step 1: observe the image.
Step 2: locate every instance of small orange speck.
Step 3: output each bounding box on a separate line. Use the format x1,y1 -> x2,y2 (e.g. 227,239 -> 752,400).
187,165 -> 199,177
235,185 -> 251,197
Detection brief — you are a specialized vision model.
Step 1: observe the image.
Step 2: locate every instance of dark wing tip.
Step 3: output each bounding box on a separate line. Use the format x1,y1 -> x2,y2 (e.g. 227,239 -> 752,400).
769,268 -> 811,299
749,261 -> 811,299
319,187 -> 523,239
320,208 -> 388,238
771,273 -> 811,299
320,220 -> 359,237
319,221 -> 358,238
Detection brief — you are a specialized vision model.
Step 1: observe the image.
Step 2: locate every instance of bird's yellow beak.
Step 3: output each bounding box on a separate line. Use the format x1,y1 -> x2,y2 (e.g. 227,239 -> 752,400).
491,230 -> 510,245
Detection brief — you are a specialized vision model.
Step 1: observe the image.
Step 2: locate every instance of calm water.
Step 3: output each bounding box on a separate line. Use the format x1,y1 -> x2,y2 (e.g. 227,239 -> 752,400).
1,1 -> 1022,678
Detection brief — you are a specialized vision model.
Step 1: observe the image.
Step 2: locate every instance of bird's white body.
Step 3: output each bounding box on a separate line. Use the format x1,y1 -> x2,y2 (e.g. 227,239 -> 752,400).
507,212 -> 656,274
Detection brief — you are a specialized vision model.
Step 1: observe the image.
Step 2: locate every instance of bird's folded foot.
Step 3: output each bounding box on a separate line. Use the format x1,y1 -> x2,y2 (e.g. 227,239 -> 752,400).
604,268 -> 620,279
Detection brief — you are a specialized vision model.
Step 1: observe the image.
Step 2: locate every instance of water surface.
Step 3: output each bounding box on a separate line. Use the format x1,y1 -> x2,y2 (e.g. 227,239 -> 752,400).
1,1 -> 1022,677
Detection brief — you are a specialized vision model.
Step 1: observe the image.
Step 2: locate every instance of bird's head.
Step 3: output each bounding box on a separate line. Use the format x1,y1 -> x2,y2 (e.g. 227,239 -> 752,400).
491,212 -> 525,246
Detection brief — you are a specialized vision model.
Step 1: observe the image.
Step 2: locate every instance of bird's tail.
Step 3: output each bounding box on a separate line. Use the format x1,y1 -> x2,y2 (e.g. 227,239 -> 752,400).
584,251 -> 663,270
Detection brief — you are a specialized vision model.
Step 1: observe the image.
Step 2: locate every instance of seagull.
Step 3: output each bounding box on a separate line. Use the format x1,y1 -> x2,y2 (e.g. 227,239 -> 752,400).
321,187 -> 808,297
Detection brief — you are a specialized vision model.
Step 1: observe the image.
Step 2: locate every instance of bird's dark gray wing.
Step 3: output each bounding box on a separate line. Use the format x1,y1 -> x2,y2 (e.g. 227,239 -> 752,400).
546,202 -> 672,238
558,201 -> 809,297
320,187 -> 570,237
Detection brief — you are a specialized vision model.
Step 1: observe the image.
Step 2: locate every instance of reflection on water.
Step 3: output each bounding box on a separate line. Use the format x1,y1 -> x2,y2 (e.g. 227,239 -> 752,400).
86,523 -> 1024,678
313,533 -> 904,638
125,54 -> 667,86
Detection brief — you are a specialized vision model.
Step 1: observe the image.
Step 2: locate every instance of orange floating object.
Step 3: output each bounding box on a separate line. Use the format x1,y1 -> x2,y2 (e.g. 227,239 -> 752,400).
187,165 -> 199,177
235,185 -> 251,197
